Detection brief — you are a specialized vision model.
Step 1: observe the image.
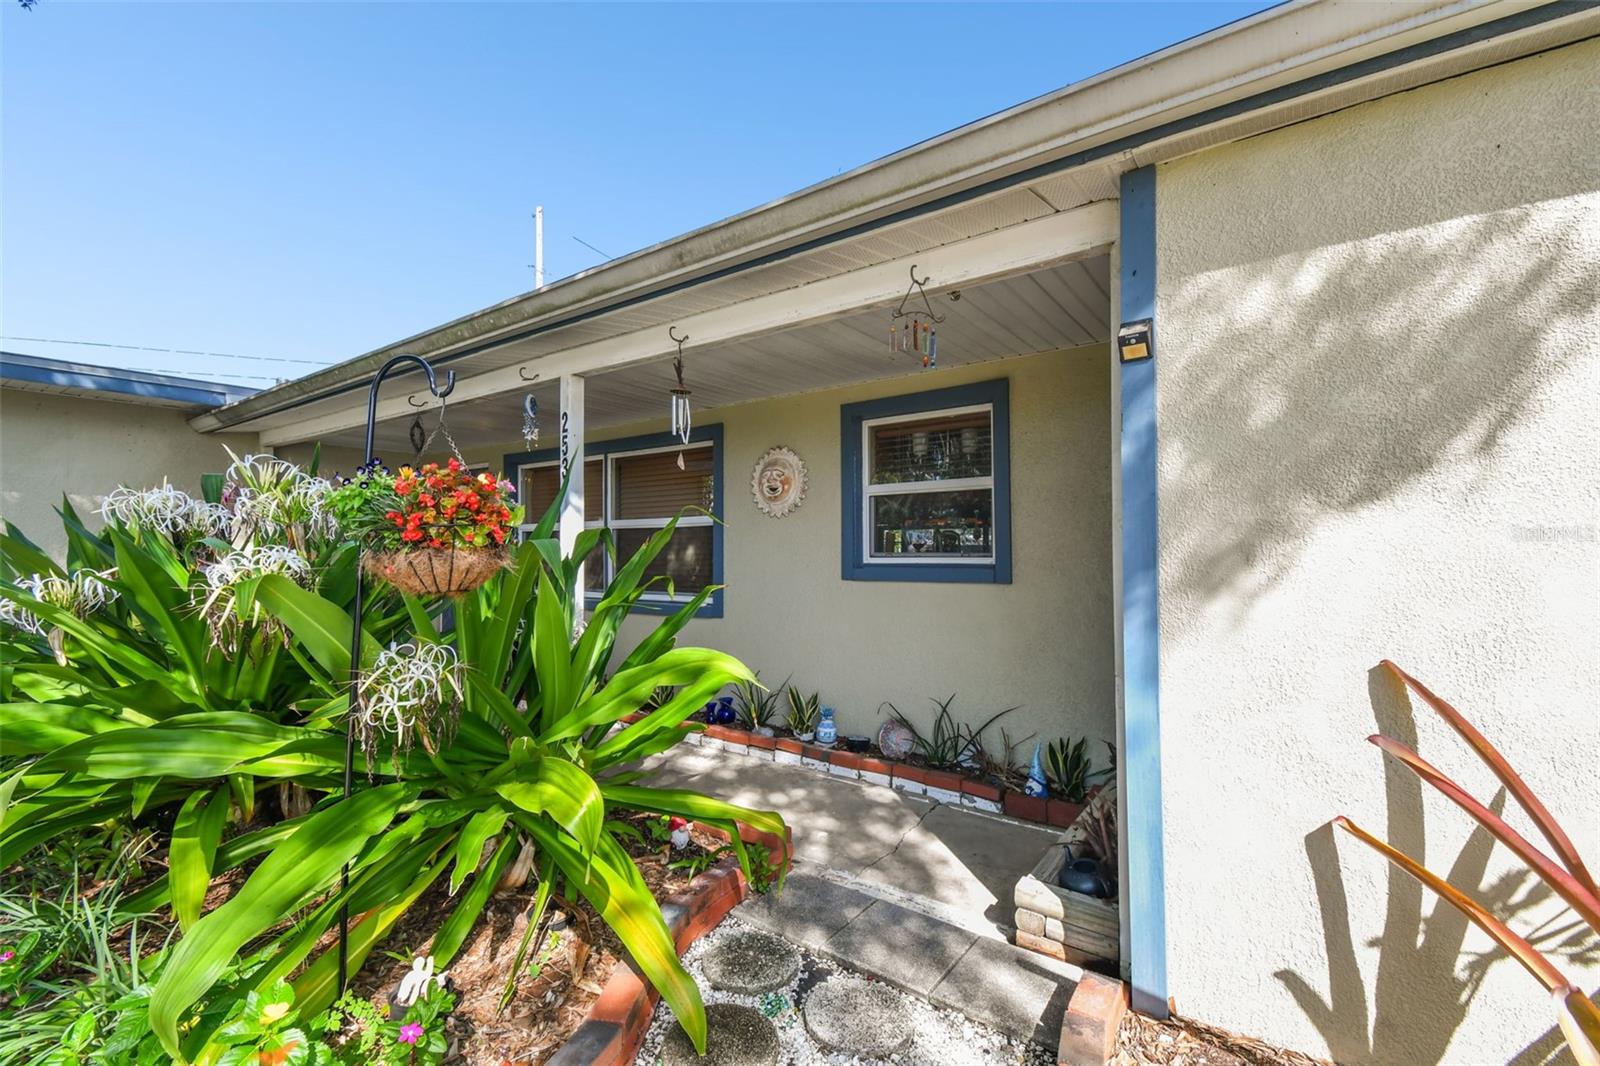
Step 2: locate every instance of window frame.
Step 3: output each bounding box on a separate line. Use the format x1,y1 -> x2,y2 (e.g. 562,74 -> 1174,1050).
840,380 -> 1011,584
503,423 -> 724,617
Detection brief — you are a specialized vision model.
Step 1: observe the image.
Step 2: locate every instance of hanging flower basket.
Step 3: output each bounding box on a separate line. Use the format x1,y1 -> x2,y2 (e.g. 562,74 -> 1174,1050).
330,457 -> 521,598
364,544 -> 508,598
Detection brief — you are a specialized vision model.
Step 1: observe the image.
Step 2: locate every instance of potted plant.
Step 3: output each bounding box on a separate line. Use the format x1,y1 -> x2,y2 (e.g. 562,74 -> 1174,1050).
785,687 -> 821,742
329,457 -> 519,597
731,674 -> 784,736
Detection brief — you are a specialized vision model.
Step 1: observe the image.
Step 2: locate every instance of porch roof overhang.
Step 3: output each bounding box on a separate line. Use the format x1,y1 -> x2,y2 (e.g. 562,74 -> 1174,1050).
193,0 -> 1600,448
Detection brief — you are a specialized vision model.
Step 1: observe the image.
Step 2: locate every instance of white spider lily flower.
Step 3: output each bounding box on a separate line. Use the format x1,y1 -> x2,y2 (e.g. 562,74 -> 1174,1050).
99,482 -> 227,541
355,641 -> 463,767
194,544 -> 313,650
224,452 -> 339,548
1,569 -> 120,663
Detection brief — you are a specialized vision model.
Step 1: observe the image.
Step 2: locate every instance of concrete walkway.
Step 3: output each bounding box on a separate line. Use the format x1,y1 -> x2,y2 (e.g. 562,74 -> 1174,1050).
638,745 -> 1082,1048
640,744 -> 1061,934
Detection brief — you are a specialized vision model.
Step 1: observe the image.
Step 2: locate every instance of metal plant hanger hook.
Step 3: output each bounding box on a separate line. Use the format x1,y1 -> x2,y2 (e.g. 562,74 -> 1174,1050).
338,352 -> 454,997
667,326 -> 692,464
888,264 -> 945,369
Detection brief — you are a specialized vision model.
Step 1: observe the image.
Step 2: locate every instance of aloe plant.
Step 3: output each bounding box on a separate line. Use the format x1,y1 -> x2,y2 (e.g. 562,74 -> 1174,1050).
881,695 -> 1015,770
1,476 -> 785,1061
730,673 -> 785,731
784,686 -> 820,737
1044,736 -> 1113,803
1335,661 -> 1600,1066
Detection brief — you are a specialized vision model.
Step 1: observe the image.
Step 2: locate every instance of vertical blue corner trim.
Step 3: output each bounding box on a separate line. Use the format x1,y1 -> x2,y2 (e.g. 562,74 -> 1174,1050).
502,423 -> 725,618
1119,165 -> 1168,1017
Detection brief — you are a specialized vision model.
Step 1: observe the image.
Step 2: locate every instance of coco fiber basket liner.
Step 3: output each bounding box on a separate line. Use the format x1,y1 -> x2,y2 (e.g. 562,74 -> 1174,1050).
364,546 -> 508,598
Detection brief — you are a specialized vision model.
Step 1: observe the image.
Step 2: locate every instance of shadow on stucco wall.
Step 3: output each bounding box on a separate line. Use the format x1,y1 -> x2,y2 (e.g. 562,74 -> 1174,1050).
1158,194 -> 1598,628
1272,665 -> 1598,1065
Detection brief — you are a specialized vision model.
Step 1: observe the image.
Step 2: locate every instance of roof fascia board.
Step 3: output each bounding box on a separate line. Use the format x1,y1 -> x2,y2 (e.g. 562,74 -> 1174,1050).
1,353 -> 254,409
194,0 -> 1578,433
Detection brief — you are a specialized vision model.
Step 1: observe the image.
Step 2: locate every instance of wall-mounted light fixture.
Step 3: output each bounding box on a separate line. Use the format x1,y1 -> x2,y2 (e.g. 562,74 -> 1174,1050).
1118,319 -> 1153,363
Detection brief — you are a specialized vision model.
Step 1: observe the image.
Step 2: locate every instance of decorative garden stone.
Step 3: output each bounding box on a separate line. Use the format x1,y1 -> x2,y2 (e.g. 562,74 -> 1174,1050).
802,976 -> 912,1057
701,930 -> 800,994
661,1003 -> 779,1066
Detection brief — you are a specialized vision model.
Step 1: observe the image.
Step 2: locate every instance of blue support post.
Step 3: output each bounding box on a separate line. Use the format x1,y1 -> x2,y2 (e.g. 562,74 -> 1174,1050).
1118,165 -> 1169,1018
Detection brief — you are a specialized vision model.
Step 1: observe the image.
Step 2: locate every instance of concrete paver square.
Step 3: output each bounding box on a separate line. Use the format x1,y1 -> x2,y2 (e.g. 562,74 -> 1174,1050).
822,898 -> 976,996
733,870 -> 875,951
929,934 -> 1080,1046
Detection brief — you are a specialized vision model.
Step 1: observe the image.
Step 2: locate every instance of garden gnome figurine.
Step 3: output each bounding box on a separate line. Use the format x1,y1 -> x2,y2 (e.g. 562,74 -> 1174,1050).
668,816 -> 692,851
1025,743 -> 1049,798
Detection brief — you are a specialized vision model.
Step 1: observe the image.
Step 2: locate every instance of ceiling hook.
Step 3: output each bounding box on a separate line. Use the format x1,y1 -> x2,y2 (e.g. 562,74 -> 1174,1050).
406,394 -> 429,408
517,366 -> 539,382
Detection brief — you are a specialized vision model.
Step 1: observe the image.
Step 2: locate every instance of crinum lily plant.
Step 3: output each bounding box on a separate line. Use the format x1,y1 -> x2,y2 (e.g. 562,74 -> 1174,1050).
1,460 -> 782,1062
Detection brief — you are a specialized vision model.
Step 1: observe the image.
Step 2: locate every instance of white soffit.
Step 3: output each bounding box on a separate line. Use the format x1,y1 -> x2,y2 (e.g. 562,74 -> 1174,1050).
311,255 -> 1111,454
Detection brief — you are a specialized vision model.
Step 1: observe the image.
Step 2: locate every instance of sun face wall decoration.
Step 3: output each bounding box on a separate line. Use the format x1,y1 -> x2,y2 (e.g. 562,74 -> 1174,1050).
751,446 -> 807,518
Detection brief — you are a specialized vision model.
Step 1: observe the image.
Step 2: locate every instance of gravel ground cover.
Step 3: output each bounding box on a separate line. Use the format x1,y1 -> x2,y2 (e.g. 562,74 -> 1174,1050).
634,918 -> 1055,1066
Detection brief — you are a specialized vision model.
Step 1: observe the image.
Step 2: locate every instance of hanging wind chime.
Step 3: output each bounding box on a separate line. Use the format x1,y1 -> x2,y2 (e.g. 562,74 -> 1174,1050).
668,326 -> 692,469
517,367 -> 540,449
888,264 -> 949,369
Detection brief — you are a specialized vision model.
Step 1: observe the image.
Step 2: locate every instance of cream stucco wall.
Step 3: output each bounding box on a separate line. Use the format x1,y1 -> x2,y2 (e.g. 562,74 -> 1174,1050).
0,389 -> 258,560
461,348 -> 1117,756
1155,39 -> 1599,1065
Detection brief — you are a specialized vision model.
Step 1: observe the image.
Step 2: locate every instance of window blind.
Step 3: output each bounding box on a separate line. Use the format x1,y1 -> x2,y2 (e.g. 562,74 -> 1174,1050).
613,447 -> 715,520
870,410 -> 992,485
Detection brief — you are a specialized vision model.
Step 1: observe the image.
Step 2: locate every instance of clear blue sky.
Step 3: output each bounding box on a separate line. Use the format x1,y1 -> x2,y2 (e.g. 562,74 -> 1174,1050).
2,2 -> 1271,386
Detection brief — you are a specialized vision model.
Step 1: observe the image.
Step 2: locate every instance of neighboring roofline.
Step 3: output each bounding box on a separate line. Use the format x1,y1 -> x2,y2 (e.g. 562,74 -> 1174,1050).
0,351 -> 259,409
193,0 -> 1597,434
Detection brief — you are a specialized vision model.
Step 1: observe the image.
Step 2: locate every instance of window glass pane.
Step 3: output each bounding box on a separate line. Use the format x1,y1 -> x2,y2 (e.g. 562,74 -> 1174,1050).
615,525 -> 714,593
613,447 -> 714,520
519,465 -> 558,523
585,552 -> 606,592
582,459 -> 604,523
870,489 -> 993,558
869,410 -> 992,485
518,460 -> 603,525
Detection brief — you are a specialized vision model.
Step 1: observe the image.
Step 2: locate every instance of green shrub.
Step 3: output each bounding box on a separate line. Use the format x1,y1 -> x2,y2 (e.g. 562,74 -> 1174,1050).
0,470 -> 784,1060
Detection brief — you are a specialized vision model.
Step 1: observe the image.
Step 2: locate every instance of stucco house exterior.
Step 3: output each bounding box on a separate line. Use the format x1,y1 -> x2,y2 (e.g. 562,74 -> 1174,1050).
0,352 -> 259,559
3,2 -> 1595,1062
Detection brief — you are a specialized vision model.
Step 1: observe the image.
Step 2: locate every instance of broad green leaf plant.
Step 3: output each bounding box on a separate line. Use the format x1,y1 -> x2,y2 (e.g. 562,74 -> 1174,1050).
1,462 -> 784,1062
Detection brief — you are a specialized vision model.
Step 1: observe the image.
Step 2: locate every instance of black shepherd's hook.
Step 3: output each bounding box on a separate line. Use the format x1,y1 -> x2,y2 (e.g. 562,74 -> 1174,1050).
340,353 -> 455,995
668,326 -> 689,389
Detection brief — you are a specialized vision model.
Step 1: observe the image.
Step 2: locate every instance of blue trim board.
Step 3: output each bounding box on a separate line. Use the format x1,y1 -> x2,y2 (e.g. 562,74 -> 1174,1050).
0,351 -> 257,409
1119,166 -> 1168,1017
503,424 -> 724,618
839,378 -> 1011,584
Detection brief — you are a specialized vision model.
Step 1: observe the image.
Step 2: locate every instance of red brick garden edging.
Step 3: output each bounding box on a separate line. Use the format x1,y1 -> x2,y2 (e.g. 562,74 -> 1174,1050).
542,820 -> 794,1066
659,717 -> 1096,830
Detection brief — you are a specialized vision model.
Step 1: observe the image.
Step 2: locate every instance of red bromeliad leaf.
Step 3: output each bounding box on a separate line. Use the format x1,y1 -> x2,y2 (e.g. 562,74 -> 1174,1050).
1556,986 -> 1600,1066
1381,660 -> 1599,898
1368,735 -> 1600,933
1334,816 -> 1571,991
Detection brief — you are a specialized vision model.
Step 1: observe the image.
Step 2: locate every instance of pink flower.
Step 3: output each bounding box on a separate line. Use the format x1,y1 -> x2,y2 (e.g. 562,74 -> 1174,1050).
398,1022 -> 424,1045
0,949 -> 13,963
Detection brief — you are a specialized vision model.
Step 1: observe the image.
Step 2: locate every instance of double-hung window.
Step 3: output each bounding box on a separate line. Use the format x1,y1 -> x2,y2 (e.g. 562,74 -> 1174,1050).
506,425 -> 724,614
840,380 -> 1010,583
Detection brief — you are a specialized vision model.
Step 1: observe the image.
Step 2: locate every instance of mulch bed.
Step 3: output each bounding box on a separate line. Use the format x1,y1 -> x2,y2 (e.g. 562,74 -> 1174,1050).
345,814 -> 732,1065
1113,1011 -> 1332,1066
